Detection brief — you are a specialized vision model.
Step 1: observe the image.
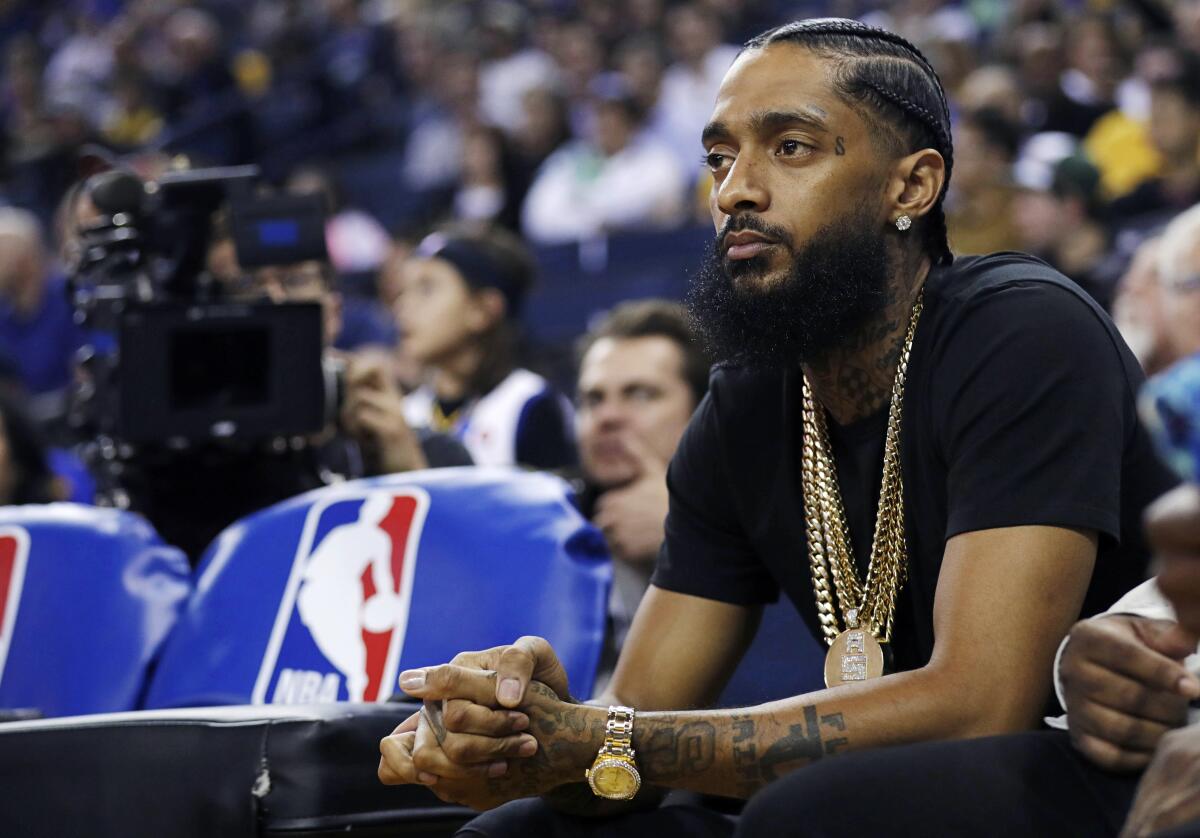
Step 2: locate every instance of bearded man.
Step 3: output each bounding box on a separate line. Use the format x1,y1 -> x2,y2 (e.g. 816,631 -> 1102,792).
377,19 -> 1177,837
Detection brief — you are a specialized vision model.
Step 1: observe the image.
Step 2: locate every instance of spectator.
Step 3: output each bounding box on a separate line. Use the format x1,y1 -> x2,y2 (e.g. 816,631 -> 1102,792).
572,300 -> 711,688
398,224 -> 575,469
944,107 -> 1023,254
1040,13 -> 1125,137
1012,152 -> 1113,308
245,258 -> 470,478
512,85 -> 571,176
1154,203 -> 1200,365
402,47 -> 479,194
0,207 -> 84,417
522,75 -> 687,244
1112,237 -> 1170,374
477,1 -> 558,135
1108,50 -> 1200,238
656,3 -> 739,173
102,68 -> 163,149
453,124 -> 528,232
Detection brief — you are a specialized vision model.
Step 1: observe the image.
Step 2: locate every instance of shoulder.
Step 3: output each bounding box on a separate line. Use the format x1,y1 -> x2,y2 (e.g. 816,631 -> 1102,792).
928,252 -> 1123,340
491,368 -> 555,406
923,252 -> 1144,393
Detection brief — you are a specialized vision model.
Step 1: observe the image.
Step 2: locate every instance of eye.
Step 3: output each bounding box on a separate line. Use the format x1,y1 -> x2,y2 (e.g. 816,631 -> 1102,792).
776,139 -> 809,157
703,151 -> 732,173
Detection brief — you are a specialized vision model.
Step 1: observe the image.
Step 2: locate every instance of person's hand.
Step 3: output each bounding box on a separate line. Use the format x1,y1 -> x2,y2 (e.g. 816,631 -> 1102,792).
593,432 -> 669,564
1147,484 -> 1200,636
1062,615 -> 1200,771
379,652 -> 603,810
378,638 -> 574,789
341,354 -> 427,474
1121,725 -> 1200,837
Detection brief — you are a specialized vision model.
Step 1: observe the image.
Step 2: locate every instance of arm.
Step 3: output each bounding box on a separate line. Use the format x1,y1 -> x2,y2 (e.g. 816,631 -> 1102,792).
392,524 -> 1099,804
588,524 -> 1099,798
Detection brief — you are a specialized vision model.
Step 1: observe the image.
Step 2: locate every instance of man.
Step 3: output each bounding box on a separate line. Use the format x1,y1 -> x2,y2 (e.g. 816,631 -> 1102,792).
1108,49 -> 1200,240
521,75 -> 687,244
247,259 -> 471,476
0,207 -> 85,422
378,19 -> 1175,835
572,300 -> 711,688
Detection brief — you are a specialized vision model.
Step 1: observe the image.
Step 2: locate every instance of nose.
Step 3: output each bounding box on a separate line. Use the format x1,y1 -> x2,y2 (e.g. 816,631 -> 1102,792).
715,154 -> 770,217
590,398 -> 629,431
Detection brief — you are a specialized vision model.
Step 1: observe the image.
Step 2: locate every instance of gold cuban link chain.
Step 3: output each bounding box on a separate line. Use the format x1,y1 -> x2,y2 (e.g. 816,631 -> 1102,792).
801,288 -> 924,646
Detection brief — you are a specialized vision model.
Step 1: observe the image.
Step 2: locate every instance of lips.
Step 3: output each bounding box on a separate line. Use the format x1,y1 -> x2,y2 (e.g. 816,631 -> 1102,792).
723,231 -> 777,260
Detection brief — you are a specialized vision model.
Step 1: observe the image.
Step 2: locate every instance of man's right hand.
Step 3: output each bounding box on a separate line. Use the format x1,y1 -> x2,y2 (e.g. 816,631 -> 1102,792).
1061,614 -> 1200,771
381,636 -> 574,783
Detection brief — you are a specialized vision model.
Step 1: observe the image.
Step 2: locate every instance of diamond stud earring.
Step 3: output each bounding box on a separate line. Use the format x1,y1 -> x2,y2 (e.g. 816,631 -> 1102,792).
894,215 -> 912,231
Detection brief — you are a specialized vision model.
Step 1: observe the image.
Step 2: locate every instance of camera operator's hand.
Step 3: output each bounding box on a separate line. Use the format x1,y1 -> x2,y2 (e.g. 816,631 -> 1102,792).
341,354 -> 428,475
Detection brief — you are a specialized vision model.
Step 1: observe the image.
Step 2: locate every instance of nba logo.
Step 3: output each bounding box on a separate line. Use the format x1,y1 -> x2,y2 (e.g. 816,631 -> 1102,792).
0,527 -> 30,688
253,488 -> 430,704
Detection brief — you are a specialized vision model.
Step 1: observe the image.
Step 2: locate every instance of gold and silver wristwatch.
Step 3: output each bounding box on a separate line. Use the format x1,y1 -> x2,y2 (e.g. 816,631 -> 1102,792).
585,705 -> 642,800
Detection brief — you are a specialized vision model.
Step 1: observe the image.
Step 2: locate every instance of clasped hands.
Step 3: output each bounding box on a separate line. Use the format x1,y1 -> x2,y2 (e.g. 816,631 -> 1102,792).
378,636 -> 606,810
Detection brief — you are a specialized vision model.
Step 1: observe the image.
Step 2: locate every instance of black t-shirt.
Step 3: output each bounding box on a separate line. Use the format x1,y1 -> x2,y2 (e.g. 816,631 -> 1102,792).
652,252 -> 1178,673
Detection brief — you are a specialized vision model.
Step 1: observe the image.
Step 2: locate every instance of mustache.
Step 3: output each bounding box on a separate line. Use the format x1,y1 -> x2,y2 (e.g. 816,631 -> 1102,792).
717,214 -> 794,252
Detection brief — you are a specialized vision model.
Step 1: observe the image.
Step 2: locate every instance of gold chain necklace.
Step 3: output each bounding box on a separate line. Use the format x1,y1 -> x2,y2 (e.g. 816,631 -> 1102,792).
801,288 -> 923,687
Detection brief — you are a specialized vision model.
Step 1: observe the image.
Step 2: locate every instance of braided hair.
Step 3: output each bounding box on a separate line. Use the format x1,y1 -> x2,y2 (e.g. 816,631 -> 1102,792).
744,18 -> 955,265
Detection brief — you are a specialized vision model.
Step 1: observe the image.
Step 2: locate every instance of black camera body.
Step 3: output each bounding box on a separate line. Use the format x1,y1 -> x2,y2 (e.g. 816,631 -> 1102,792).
71,164 -> 332,447
68,165 -> 342,559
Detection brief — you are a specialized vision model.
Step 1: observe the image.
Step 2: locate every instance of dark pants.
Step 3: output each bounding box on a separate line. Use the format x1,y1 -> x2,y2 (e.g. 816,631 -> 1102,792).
737,730 -> 1139,837
456,792 -> 735,837
459,730 -> 1197,837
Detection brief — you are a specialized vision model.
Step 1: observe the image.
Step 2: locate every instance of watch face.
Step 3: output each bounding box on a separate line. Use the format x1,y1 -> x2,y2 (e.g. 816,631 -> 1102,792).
592,762 -> 639,799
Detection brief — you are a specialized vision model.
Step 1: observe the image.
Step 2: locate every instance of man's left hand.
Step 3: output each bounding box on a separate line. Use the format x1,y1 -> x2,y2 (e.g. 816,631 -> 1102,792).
1121,725 -> 1200,837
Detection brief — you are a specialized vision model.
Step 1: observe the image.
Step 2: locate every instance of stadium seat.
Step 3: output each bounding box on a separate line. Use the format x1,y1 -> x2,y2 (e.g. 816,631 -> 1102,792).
143,468 -> 611,709
0,504 -> 191,718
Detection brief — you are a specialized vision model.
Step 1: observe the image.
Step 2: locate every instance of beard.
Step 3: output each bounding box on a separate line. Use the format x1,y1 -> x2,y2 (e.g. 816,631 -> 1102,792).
686,203 -> 892,369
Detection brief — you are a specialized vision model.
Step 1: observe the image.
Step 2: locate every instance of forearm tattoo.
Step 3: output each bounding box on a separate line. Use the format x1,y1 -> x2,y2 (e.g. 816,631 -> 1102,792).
638,704 -> 850,797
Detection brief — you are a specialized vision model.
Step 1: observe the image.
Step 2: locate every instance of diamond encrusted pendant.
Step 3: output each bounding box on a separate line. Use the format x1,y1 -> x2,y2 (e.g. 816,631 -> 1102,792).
823,608 -> 886,687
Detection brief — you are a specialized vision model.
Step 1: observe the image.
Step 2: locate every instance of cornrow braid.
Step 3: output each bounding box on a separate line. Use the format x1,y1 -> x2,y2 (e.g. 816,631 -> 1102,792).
744,18 -> 955,265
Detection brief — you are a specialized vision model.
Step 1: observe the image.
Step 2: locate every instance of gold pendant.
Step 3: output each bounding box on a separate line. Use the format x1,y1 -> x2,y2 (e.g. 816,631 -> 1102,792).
823,609 -> 885,687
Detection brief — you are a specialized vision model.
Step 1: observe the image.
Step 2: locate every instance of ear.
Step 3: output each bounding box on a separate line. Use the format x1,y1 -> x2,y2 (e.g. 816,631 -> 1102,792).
886,148 -> 946,224
467,287 -> 507,333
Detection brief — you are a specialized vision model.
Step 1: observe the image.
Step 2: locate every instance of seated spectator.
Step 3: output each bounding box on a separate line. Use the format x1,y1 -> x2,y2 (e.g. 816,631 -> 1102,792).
245,259 -> 470,476
1012,153 -> 1113,308
1040,13 -> 1124,138
0,207 -> 85,422
398,224 -> 575,469
944,107 -> 1023,254
1112,237 -> 1170,374
522,75 -> 686,244
453,124 -> 528,233
1153,203 -> 1200,366
1109,50 -> 1200,239
657,3 -> 740,173
571,300 -> 711,689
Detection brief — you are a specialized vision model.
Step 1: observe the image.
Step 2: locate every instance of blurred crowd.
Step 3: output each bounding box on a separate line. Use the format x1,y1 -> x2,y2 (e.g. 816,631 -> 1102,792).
0,0 -> 1199,523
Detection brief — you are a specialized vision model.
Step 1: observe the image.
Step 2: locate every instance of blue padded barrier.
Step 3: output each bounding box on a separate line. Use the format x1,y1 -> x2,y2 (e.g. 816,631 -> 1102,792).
718,598 -> 826,707
144,468 -> 611,709
0,503 -> 192,717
